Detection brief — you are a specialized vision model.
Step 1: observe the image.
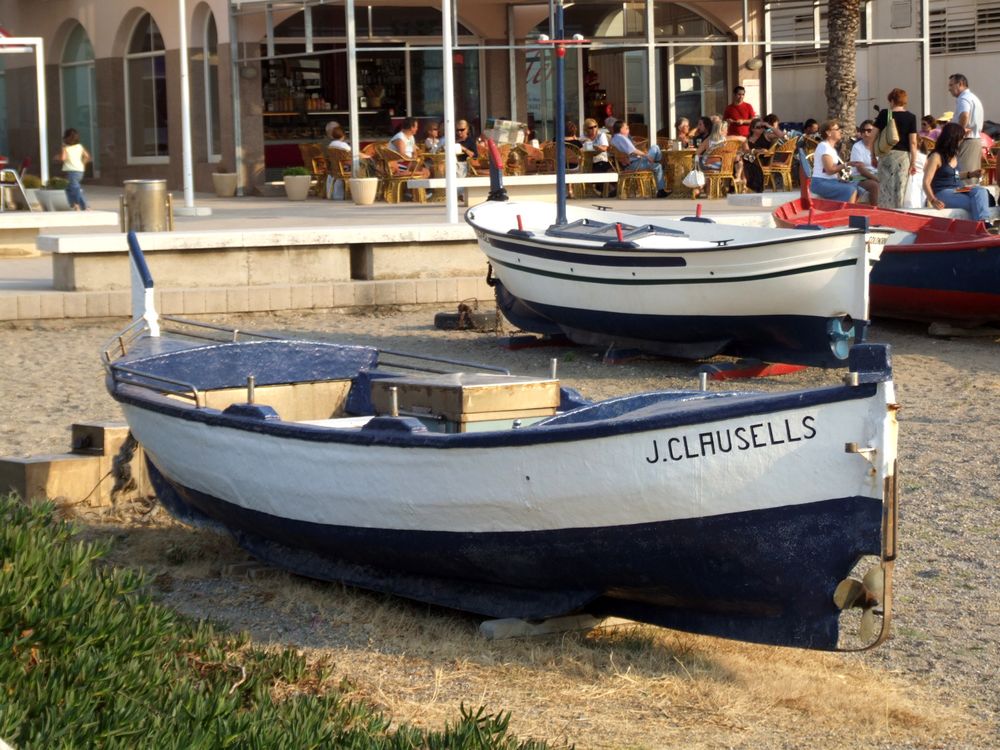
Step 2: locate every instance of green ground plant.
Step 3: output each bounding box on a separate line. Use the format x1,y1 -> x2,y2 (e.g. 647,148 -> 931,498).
0,494 -> 552,749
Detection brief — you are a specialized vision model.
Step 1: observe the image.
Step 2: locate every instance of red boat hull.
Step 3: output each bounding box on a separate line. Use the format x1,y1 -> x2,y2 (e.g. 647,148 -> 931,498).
773,198 -> 1000,323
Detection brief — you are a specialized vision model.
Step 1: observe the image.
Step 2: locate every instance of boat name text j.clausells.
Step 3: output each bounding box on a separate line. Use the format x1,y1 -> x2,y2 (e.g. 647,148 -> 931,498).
645,415 -> 817,464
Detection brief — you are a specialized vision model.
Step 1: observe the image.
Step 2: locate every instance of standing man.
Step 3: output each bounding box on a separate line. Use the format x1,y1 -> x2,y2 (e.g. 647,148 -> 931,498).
723,86 -> 756,139
948,74 -> 984,186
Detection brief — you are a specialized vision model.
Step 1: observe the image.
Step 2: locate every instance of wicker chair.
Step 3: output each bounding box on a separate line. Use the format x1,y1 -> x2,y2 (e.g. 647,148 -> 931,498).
611,146 -> 656,199
298,142 -> 329,197
374,145 -> 427,204
702,140 -> 742,199
761,136 -> 799,191
326,147 -> 354,200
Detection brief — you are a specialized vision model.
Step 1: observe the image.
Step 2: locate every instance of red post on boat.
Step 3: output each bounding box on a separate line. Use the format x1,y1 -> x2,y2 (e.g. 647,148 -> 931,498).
616,222 -> 624,242
696,204 -> 703,217
517,214 -> 524,231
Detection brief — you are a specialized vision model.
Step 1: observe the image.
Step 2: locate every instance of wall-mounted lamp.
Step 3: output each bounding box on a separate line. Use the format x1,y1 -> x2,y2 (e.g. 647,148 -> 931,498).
744,57 -> 763,71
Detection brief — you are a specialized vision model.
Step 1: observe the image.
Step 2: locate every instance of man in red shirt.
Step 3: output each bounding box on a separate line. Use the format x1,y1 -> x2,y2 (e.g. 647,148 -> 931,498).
723,86 -> 756,139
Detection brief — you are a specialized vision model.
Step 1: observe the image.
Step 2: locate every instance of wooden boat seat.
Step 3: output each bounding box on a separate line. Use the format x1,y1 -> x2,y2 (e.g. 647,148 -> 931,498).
369,372 -> 560,432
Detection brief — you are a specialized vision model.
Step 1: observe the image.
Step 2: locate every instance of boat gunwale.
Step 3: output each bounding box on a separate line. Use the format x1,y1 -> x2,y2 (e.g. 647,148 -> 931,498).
111,374 -> 882,450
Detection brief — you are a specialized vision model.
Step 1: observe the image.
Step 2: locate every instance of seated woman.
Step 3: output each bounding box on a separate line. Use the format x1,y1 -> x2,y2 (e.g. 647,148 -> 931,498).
923,122 -> 990,223
848,120 -> 880,205
810,119 -> 862,203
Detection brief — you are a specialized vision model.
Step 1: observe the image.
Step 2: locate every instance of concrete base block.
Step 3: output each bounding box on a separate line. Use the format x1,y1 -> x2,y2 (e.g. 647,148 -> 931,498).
0,421 -> 150,506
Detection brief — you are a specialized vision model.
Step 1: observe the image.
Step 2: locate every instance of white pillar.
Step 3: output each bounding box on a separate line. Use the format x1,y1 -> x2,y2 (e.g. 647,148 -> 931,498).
35,39 -> 49,185
442,0 -> 458,223
346,0 -> 360,165
176,0 -> 210,215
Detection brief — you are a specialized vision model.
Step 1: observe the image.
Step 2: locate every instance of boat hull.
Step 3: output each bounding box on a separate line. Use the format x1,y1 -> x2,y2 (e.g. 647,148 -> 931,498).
112,341 -> 898,651
149,460 -> 879,649
469,201 -> 882,367
773,197 -> 1000,323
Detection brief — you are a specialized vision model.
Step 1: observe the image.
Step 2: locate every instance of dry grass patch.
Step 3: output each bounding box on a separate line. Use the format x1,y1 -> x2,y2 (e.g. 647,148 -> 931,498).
71,500 -> 981,749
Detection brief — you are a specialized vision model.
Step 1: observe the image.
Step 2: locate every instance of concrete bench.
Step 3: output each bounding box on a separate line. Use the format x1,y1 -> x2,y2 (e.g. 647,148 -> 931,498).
407,173 -> 619,206
0,210 -> 118,256
36,223 -> 483,291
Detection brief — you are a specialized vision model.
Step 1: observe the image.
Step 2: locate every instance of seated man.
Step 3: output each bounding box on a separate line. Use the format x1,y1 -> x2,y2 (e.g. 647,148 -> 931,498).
609,120 -> 670,197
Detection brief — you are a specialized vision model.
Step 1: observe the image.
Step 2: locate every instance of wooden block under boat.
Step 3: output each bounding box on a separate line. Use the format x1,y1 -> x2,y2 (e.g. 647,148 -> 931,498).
370,373 -> 559,427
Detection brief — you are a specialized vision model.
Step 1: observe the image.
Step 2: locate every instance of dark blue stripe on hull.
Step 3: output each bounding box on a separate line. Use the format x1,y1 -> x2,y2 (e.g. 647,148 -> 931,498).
871,246 -> 1000,295
149,460 -> 881,650
493,280 -> 866,368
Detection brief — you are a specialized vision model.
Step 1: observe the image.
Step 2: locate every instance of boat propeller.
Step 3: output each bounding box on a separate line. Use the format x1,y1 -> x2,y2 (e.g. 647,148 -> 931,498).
834,565 -> 884,642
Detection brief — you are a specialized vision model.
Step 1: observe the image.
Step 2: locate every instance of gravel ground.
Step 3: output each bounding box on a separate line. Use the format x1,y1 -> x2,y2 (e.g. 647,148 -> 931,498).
1,307 -> 997,748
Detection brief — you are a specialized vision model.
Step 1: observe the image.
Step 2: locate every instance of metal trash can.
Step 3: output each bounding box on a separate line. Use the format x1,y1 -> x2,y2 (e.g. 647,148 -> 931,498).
120,179 -> 173,232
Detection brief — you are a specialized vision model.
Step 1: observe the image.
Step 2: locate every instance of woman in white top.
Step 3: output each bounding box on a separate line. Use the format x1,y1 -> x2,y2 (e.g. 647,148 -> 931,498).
811,120 -> 862,203
848,119 -> 880,204
423,122 -> 442,154
60,128 -> 91,210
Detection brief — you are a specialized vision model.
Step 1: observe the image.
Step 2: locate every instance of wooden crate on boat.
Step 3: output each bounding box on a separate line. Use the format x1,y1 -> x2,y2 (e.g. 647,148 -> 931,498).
371,373 -> 559,432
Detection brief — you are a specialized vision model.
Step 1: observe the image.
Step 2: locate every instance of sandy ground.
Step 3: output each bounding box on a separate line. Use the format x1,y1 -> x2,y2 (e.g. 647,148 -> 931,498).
1,307 -> 998,748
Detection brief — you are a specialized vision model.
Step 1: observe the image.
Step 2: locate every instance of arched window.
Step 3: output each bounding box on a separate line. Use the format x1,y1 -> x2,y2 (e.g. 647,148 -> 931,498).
61,24 -> 99,173
125,13 -> 168,160
203,13 -> 221,160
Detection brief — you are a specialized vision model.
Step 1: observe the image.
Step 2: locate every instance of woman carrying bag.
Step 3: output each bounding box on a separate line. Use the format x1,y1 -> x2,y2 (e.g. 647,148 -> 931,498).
873,89 -> 918,208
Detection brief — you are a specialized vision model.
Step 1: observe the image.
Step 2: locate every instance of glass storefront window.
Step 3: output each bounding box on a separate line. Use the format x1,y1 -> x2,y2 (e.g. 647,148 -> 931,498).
61,24 -> 98,173
203,14 -> 221,159
126,13 -> 168,160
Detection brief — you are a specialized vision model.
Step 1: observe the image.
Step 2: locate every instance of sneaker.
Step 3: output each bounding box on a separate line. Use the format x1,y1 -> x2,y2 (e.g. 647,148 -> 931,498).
656,189 -> 672,198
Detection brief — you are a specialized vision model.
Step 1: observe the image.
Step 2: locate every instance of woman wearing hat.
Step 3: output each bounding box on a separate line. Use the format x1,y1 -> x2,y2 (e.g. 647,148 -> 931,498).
873,88 -> 919,208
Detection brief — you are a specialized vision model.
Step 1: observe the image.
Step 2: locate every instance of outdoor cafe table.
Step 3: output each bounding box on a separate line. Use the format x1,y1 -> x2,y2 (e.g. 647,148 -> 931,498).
664,148 -> 698,197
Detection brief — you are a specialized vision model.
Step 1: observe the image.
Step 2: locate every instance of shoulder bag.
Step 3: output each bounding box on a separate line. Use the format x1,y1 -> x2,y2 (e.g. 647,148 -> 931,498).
874,109 -> 900,156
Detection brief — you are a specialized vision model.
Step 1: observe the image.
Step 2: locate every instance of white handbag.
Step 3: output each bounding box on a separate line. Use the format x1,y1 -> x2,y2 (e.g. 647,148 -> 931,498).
682,165 -> 705,189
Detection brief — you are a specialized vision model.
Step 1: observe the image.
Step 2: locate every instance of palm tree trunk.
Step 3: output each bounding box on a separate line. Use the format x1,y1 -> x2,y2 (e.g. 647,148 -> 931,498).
825,0 -> 861,133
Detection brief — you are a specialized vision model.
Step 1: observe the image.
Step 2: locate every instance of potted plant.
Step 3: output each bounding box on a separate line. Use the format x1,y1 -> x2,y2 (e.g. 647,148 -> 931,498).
39,176 -> 71,211
211,167 -> 238,197
19,173 -> 42,210
282,166 -> 312,201
348,161 -> 379,206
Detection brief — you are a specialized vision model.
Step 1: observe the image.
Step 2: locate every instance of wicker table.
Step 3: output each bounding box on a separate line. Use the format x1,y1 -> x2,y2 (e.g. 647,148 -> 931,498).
663,148 -> 697,197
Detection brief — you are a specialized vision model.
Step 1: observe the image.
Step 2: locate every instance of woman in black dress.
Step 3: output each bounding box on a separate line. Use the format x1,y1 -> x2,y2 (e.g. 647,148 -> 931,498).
873,88 -> 919,208
740,119 -> 775,193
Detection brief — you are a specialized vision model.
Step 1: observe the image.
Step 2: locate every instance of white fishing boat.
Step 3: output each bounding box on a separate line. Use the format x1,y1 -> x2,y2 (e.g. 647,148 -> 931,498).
103,234 -> 899,650
466,200 -> 890,367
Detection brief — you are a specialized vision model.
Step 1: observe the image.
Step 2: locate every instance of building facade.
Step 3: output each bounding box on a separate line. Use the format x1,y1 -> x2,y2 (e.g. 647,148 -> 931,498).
3,1 -> 983,195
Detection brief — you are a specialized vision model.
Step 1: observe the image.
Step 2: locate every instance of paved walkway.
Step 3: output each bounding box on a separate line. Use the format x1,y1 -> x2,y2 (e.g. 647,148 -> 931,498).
0,185 -> 785,321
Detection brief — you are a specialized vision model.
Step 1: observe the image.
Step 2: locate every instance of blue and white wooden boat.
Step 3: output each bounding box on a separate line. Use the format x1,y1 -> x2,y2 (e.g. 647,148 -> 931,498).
466,200 -> 891,368
103,234 -> 899,651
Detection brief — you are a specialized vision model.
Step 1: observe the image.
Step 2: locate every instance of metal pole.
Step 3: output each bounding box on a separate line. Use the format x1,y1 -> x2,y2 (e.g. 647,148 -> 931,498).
920,0 -> 930,117
35,39 -> 49,185
553,1 -> 566,225
442,0 -> 458,223
346,0 -> 360,169
229,2 -> 244,196
645,0 -> 656,142
178,0 -> 196,209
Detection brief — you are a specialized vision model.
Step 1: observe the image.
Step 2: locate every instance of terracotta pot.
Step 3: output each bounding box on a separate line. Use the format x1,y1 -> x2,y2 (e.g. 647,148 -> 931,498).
211,172 -> 238,197
349,177 -> 379,206
283,174 -> 312,201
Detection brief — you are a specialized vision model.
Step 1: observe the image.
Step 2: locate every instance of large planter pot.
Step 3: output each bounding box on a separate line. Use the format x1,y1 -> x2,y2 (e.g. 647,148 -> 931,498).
349,177 -> 379,206
283,174 -> 312,201
39,189 -> 72,211
211,172 -> 238,198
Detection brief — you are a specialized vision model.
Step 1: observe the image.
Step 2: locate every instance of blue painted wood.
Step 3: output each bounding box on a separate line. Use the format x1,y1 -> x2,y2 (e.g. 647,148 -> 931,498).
148,460 -> 879,650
